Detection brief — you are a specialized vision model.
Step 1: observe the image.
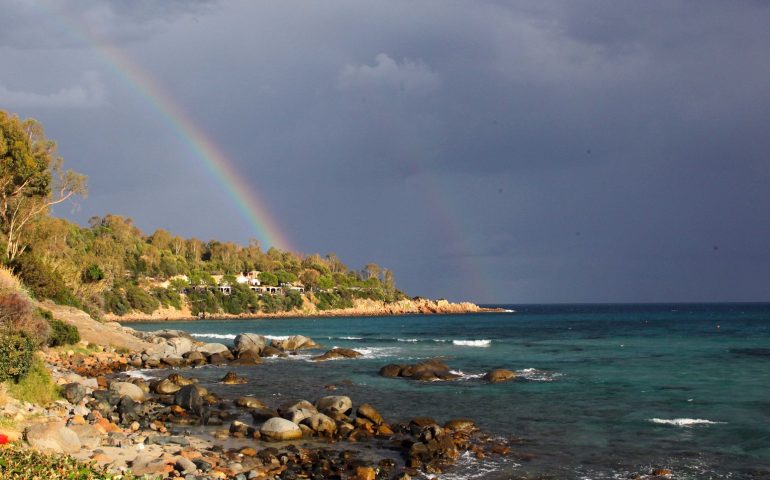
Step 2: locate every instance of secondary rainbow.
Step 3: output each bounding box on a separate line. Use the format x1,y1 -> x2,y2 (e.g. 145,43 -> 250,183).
40,3 -> 292,251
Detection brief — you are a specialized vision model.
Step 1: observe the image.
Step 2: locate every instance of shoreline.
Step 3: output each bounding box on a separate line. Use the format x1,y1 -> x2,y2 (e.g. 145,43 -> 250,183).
108,297 -> 507,323
2,312 -> 515,479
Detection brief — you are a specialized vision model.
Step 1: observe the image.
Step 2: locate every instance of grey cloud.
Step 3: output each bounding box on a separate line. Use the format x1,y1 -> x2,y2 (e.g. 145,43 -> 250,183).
0,71 -> 105,108
337,54 -> 441,93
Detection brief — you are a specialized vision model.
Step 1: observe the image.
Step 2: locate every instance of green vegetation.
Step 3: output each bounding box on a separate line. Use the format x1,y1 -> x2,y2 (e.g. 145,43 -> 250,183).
0,443 -> 142,479
46,318 -> 80,347
0,109 -> 407,319
0,333 -> 35,382
4,356 -> 59,405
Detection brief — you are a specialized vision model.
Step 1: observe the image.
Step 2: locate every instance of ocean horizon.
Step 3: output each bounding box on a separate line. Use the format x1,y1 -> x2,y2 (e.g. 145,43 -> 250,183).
126,303 -> 770,478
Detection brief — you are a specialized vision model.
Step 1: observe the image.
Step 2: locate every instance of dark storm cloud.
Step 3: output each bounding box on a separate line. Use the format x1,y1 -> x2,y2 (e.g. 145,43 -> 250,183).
4,1 -> 770,302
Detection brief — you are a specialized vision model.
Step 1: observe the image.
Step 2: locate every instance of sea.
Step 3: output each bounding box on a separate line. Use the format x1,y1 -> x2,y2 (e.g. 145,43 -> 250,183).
125,303 -> 770,479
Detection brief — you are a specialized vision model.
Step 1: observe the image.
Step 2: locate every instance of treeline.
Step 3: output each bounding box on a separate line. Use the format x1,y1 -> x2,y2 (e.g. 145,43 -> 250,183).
1,110 -> 404,318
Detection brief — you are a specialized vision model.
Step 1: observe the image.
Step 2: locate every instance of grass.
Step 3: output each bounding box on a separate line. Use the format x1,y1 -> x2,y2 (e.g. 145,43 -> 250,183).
0,443 -> 144,479
4,356 -> 60,406
51,343 -> 100,356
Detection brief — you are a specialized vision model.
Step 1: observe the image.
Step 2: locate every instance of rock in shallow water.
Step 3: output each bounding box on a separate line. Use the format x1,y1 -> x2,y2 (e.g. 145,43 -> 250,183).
483,369 -> 516,383
260,417 -> 303,441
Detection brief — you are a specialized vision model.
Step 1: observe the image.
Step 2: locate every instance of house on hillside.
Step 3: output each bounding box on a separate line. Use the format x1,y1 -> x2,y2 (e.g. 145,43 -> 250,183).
281,282 -> 305,294
252,285 -> 282,294
235,274 -> 249,285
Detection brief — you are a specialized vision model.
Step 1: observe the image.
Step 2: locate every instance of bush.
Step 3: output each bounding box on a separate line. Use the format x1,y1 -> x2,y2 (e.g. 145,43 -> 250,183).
46,319 -> 80,347
104,287 -> 131,316
0,442 -> 141,479
0,293 -> 49,346
4,356 -> 59,405
81,264 -> 104,283
0,333 -> 35,382
125,285 -> 159,314
11,254 -> 81,307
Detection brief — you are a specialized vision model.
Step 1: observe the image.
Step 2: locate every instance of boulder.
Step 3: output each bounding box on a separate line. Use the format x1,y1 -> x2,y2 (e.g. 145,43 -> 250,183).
161,355 -> 185,367
197,343 -> 230,356
444,418 -> 477,432
25,421 -> 81,454
109,382 -> 145,403
302,413 -> 337,435
229,349 -> 263,366
234,397 -> 268,409
259,417 -> 303,441
410,359 -> 460,381
174,385 -> 204,416
152,379 -> 182,395
250,407 -> 279,423
61,383 -> 87,404
483,369 -> 516,383
69,424 -> 102,449
280,400 -> 318,424
379,364 -> 403,378
221,371 -> 247,384
312,348 -> 363,361
234,333 -> 267,354
357,403 -> 384,425
167,373 -> 195,386
259,346 -> 286,357
315,396 -> 352,415
271,335 -> 319,351
184,350 -> 207,366
167,337 -> 194,356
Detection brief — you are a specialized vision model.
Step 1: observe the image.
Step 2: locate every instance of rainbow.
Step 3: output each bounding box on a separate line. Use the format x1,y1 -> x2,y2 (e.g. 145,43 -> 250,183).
40,3 -> 292,251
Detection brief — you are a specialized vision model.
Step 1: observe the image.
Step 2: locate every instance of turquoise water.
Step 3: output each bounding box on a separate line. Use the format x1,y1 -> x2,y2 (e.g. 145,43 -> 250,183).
127,304 -> 770,479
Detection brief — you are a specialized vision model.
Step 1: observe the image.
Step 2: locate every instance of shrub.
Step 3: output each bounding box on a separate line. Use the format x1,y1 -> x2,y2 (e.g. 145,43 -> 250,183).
0,333 -> 35,382
46,319 -> 80,347
125,285 -> 159,314
104,287 -> 131,316
0,442 -> 142,479
0,293 -> 49,346
81,264 -> 104,283
5,356 -> 59,405
11,254 -> 81,307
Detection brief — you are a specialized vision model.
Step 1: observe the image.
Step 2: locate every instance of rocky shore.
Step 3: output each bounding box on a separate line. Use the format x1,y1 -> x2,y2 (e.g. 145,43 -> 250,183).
108,298 -> 504,323
1,320 -> 517,480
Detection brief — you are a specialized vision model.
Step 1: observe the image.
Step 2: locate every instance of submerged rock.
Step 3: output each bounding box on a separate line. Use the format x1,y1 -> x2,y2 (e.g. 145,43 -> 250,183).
221,371 -> 248,384
312,348 -> 363,361
483,369 -> 516,383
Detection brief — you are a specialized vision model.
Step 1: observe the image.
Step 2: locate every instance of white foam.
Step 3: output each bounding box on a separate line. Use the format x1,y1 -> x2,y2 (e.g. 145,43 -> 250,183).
452,339 -> 492,347
336,336 -> 363,340
191,333 -> 236,340
449,369 -> 485,380
350,346 -> 402,359
517,368 -> 563,382
397,338 -> 420,343
648,418 -> 725,427
124,370 -> 160,381
264,335 -> 290,341
439,451 -> 520,479
504,309 -> 515,313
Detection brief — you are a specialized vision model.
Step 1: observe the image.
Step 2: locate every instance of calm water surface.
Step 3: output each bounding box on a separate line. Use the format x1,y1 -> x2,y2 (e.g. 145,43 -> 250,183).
126,304 -> 770,479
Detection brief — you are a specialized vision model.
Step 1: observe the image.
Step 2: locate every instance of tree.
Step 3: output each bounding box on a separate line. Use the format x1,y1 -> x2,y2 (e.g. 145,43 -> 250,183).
363,263 -> 381,280
0,111 -> 87,262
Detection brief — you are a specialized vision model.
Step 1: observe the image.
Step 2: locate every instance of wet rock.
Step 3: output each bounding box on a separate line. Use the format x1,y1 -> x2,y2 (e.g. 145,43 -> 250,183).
109,382 -> 145,403
280,400 -> 318,424
312,348 -> 363,361
260,346 -> 286,358
271,335 -> 319,351
176,456 -> 198,474
483,369 -> 516,383
302,413 -> 337,436
315,396 -> 352,416
221,371 -> 248,384
260,417 -> 303,441
230,349 -> 263,366
353,466 -> 376,480
444,418 -> 477,432
209,353 -> 228,365
356,403 -> 383,425
167,373 -> 195,386
198,343 -> 231,356
230,420 -> 253,438
235,397 -> 268,409
234,333 -> 267,354
161,355 -> 185,367
651,468 -> 673,476
250,407 -> 279,423
152,379 -> 182,395
25,421 -> 81,454
379,364 -> 403,378
61,383 -> 87,404
184,350 -> 207,366
174,385 -> 204,417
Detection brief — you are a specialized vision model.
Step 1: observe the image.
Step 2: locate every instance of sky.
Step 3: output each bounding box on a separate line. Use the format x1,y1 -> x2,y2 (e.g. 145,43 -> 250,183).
2,0 -> 769,303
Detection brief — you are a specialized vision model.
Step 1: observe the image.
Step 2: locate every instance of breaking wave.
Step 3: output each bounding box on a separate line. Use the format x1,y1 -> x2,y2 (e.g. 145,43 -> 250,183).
648,418 -> 725,427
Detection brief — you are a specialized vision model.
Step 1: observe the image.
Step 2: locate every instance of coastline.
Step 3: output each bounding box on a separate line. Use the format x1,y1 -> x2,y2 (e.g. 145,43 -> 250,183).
109,297 -> 505,323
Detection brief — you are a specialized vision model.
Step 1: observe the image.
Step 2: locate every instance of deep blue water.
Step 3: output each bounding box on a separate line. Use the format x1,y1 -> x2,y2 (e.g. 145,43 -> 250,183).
126,304 -> 770,479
